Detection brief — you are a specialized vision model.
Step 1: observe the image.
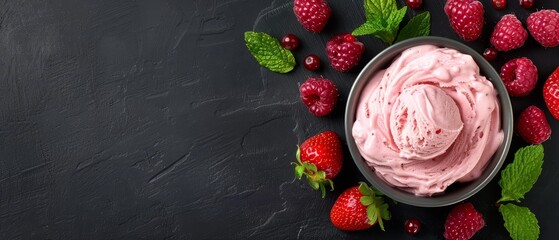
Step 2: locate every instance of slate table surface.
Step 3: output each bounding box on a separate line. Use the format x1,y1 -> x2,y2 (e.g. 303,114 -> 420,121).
1,0 -> 558,239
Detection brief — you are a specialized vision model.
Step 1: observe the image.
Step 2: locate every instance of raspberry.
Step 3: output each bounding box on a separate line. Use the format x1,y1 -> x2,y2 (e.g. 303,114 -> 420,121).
500,57 -> 538,97
490,14 -> 528,52
281,34 -> 300,50
299,78 -> 339,117
543,67 -> 559,120
293,0 -> 331,33
443,203 -> 485,240
516,106 -> 551,144
492,0 -> 506,10
527,10 -> 559,48
326,33 -> 365,72
303,54 -> 321,71
444,0 -> 484,41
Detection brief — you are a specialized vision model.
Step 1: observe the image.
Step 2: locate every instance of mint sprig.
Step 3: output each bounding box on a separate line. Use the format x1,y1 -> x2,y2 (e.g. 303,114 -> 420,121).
497,145 -> 544,240
244,31 -> 296,73
499,204 -> 540,240
352,0 -> 430,45
498,144 -> 544,203
396,12 -> 431,43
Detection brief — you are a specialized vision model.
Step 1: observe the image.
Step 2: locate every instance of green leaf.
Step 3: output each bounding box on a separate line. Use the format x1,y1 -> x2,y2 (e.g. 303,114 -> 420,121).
498,145 -> 544,203
499,203 -> 540,240
302,161 -> 318,173
396,12 -> 431,43
379,203 -> 391,220
354,0 -> 408,45
364,0 -> 396,22
366,205 -> 379,225
360,196 -> 374,206
294,165 -> 304,179
244,31 -> 295,73
306,177 -> 319,190
358,182 -> 376,196
319,183 -> 326,198
352,22 -> 383,36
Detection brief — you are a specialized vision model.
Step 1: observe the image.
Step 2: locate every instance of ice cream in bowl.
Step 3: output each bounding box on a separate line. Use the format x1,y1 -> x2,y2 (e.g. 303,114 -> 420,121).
345,36 -> 513,207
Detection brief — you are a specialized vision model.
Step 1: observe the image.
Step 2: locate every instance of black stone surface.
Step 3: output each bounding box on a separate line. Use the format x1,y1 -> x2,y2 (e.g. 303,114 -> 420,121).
0,0 -> 558,239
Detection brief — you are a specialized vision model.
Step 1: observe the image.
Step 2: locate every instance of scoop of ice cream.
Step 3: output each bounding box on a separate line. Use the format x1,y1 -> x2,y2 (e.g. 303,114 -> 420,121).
352,45 -> 504,196
390,84 -> 464,160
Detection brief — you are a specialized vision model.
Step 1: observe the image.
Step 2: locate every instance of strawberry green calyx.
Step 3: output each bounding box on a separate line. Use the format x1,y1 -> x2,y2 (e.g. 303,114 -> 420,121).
358,182 -> 391,231
292,146 -> 334,198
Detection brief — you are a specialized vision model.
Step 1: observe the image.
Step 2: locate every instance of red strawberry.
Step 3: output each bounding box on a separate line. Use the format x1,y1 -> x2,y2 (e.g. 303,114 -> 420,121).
293,0 -> 332,33
326,33 -> 365,72
330,182 -> 391,231
544,67 -> 559,120
490,14 -> 528,52
299,77 -> 339,117
443,203 -> 485,240
516,106 -> 551,144
527,10 -> 559,48
444,0 -> 484,41
293,131 -> 343,197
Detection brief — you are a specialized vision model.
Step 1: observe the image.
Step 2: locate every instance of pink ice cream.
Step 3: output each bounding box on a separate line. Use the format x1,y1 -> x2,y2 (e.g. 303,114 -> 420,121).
352,45 -> 504,196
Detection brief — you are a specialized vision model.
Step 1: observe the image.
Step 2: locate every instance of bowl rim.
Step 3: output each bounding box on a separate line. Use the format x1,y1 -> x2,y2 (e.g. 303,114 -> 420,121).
344,36 -> 513,207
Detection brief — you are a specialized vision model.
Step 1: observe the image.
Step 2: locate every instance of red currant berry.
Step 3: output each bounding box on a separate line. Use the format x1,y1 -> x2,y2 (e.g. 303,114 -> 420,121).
483,47 -> 498,61
304,54 -> 321,71
492,0 -> 507,10
404,218 -> 421,235
281,34 -> 300,50
520,0 -> 534,9
406,0 -> 423,9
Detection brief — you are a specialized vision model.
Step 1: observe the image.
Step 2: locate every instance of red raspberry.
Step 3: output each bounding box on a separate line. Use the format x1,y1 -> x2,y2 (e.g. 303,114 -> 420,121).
543,67 -> 559,120
443,203 -> 485,240
444,0 -> 484,41
490,14 -> 528,52
516,106 -> 551,144
299,78 -> 339,117
500,57 -> 538,97
527,10 -> 559,48
293,0 -> 331,33
326,33 -> 365,72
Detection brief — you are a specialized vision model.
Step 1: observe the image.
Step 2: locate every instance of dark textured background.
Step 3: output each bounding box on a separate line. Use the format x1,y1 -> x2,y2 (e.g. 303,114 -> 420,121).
0,0 -> 558,239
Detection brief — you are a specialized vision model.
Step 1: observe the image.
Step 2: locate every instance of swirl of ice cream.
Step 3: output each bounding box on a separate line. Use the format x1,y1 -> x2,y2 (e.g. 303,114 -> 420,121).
352,45 -> 504,196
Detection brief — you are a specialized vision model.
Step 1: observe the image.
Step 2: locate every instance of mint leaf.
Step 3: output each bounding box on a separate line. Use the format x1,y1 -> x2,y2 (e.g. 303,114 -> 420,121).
353,0 -> 407,44
499,203 -> 540,240
364,0 -> 397,22
244,31 -> 295,73
498,145 -> 544,203
396,12 -> 431,42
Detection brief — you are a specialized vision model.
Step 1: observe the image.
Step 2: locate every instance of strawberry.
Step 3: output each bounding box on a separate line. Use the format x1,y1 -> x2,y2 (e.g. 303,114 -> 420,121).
293,0 -> 332,33
293,131 -> 343,197
443,203 -> 485,240
330,182 -> 391,231
544,66 -> 559,120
